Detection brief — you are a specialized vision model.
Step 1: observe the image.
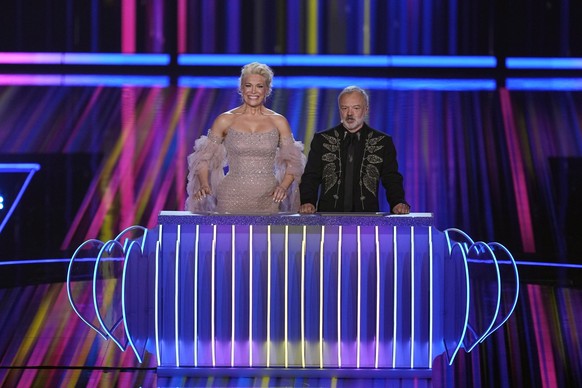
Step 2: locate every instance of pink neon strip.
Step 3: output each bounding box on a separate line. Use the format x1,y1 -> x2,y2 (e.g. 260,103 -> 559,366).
499,87 -> 535,252
527,286 -> 558,387
0,52 -> 63,64
178,0 -> 187,53
122,0 -> 136,53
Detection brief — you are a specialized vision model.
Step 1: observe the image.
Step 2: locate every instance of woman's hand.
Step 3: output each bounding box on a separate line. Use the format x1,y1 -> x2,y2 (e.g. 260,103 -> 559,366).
194,185 -> 211,200
272,185 -> 288,203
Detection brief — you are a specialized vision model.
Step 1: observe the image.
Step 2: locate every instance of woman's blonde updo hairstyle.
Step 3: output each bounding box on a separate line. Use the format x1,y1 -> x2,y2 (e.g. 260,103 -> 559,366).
239,62 -> 274,97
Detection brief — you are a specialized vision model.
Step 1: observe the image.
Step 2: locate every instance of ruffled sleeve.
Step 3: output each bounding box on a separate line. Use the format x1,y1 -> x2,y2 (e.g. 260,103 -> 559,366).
185,130 -> 227,212
275,136 -> 307,212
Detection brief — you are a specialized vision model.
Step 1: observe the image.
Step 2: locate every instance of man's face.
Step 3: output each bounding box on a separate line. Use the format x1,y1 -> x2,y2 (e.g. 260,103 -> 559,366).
339,92 -> 368,132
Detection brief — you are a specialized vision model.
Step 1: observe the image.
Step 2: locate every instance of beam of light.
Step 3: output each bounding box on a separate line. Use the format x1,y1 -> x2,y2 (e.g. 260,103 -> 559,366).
506,57 -> 582,69
175,225 -> 181,366
499,87 -> 536,253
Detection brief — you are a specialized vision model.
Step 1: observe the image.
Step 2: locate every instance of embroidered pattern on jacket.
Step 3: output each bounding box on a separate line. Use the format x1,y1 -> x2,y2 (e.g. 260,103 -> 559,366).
320,129 -> 385,209
358,132 -> 385,208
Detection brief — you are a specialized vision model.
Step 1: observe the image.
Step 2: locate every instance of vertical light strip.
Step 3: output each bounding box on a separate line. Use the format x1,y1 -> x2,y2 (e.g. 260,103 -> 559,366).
249,225 -> 253,367
177,0 -> 187,53
154,227 -> 162,366
392,226 -> 397,368
211,224 -> 217,367
267,225 -> 271,367
174,225 -> 181,366
374,226 -> 380,368
337,225 -> 342,367
194,225 -> 199,367
231,225 -> 236,367
410,226 -> 415,368
428,227 -> 434,368
499,87 -> 535,252
363,0 -> 371,54
301,226 -> 307,368
319,225 -> 325,368
356,226 -> 361,368
284,225 -> 289,368
306,0 -> 318,54
121,0 -> 136,52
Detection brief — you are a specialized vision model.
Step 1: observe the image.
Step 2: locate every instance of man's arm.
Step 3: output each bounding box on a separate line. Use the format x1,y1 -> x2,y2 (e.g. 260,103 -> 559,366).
379,136 -> 409,213
299,133 -> 324,212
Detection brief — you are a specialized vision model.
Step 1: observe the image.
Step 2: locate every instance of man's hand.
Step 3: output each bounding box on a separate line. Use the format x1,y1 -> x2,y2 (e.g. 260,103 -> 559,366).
392,203 -> 410,214
299,203 -> 316,214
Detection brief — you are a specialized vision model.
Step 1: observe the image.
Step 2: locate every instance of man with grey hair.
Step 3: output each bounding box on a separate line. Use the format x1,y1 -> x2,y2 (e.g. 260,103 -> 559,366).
299,86 -> 410,214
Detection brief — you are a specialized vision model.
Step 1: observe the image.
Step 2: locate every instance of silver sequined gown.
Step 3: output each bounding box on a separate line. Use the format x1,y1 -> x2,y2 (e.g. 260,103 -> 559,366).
216,128 -> 280,213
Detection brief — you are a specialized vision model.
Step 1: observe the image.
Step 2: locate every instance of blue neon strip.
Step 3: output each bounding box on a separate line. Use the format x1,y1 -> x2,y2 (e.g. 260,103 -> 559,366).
178,54 -> 496,68
62,75 -> 169,87
0,163 -> 40,173
506,57 -> 582,69
179,76 -> 496,90
506,78 -> 582,91
63,53 -> 170,65
391,55 -> 496,68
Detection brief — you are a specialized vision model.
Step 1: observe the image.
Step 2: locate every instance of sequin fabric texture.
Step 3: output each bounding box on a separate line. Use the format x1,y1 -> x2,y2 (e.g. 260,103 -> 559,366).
216,127 -> 280,213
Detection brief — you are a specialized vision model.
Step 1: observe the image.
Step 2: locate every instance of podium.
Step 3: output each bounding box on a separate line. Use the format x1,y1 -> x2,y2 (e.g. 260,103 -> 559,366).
67,211 -> 519,383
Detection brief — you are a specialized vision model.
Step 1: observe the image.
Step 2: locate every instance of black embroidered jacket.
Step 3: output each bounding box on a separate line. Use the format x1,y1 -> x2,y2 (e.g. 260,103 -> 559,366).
300,123 -> 407,212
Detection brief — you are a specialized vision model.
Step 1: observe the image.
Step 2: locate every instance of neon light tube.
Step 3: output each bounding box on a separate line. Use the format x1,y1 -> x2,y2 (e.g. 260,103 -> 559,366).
375,226 -> 380,368
249,225 -> 253,367
301,226 -> 306,368
506,57 -> 582,69
392,226 -> 398,368
356,226 -> 361,368
284,225 -> 289,368
211,225 -> 216,367
174,225 -> 181,366
506,78 -> 582,91
410,226 -> 415,368
319,226 -> 325,368
194,225 -> 199,367
337,225 -> 342,367
231,225 -> 236,367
